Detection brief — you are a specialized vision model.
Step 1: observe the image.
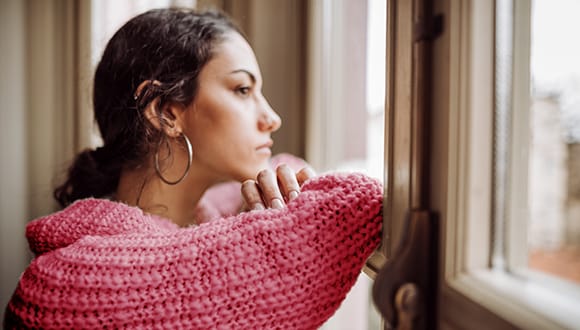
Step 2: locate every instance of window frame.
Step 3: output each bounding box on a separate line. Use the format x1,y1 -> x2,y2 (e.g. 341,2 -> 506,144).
431,1 -> 580,329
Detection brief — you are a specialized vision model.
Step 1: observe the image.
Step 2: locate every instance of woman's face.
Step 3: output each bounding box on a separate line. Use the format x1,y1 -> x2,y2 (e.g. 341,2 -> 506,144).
181,31 -> 281,183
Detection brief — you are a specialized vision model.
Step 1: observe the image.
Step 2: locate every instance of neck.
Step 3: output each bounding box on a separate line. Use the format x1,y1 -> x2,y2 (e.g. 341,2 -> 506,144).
116,162 -> 222,227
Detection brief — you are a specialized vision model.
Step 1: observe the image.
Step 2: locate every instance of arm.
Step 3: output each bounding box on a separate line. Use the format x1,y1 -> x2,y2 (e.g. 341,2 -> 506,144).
6,173 -> 382,330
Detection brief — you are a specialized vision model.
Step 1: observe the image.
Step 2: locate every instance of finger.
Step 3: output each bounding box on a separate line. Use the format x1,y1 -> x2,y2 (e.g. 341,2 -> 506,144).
276,164 -> 300,202
296,167 -> 316,186
256,169 -> 285,209
241,179 -> 265,211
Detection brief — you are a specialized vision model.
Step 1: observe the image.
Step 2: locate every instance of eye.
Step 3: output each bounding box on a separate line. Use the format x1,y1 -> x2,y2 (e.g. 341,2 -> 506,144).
235,86 -> 251,97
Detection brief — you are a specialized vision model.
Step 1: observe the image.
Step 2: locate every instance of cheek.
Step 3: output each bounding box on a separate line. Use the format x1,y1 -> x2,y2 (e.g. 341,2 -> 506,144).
198,108 -> 255,147
189,114 -> 249,160
193,94 -> 248,132
186,97 -> 261,166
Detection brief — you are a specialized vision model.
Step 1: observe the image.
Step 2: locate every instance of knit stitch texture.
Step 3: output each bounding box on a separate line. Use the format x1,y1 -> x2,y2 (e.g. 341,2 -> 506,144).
4,173 -> 383,329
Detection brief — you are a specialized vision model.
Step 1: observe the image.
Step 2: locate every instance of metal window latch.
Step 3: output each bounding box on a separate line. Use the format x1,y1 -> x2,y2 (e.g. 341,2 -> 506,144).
372,210 -> 439,330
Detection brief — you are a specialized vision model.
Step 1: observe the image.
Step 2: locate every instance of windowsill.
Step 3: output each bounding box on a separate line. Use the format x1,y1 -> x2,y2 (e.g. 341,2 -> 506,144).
448,269 -> 580,329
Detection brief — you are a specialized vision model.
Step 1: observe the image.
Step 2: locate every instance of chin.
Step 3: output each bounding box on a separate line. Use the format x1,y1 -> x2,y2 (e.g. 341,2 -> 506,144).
237,162 -> 271,181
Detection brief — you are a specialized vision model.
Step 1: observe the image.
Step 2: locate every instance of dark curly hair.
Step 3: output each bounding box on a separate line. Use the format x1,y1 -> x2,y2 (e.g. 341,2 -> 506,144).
54,8 -> 242,207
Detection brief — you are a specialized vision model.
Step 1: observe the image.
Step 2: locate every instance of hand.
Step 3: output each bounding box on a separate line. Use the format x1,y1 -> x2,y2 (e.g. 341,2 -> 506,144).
241,164 -> 315,210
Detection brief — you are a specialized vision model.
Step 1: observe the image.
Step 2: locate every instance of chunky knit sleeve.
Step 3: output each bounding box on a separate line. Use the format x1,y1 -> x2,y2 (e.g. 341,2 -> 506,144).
5,173 -> 382,330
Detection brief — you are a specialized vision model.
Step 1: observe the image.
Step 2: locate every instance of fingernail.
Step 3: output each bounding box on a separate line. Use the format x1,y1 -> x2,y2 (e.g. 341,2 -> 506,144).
253,203 -> 265,211
271,198 -> 284,209
289,190 -> 299,201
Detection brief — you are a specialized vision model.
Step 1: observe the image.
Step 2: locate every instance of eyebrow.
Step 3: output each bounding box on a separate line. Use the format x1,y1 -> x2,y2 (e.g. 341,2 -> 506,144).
230,69 -> 256,84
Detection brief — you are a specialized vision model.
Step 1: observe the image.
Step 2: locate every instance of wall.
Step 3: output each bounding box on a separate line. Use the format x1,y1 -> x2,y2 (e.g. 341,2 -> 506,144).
529,96 -> 567,249
0,0 -> 30,320
566,142 -> 580,245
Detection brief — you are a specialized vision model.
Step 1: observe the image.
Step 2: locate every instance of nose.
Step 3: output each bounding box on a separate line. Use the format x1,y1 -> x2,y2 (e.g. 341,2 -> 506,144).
258,98 -> 282,132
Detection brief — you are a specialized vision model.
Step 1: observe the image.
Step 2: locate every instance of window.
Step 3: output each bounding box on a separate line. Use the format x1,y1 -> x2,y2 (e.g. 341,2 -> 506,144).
307,0 -> 385,328
306,0 -> 385,181
431,0 -> 580,328
526,0 -> 580,284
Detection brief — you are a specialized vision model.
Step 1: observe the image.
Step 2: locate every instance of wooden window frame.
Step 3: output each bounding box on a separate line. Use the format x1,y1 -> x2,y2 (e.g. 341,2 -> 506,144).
431,1 -> 580,329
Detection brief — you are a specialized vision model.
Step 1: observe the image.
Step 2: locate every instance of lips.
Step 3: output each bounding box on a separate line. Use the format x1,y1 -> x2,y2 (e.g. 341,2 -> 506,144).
256,140 -> 273,150
256,140 -> 273,155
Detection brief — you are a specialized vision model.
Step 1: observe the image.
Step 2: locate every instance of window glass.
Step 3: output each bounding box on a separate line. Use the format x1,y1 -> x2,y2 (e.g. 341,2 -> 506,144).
495,0 -> 580,285
527,0 -> 580,284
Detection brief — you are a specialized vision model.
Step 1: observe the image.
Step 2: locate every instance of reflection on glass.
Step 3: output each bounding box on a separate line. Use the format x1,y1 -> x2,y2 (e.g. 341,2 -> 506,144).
527,0 -> 580,284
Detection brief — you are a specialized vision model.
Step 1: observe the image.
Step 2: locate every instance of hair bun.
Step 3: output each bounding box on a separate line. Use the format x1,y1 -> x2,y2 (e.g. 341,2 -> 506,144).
53,147 -> 120,207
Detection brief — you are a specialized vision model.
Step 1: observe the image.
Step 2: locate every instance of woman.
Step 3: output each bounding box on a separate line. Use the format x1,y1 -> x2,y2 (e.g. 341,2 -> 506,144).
4,8 -> 383,329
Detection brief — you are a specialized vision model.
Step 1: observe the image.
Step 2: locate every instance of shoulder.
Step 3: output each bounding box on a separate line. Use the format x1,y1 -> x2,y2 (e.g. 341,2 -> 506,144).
26,198 -> 177,256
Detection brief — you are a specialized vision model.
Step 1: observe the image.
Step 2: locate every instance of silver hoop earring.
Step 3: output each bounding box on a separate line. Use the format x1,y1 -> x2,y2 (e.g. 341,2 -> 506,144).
154,133 -> 193,185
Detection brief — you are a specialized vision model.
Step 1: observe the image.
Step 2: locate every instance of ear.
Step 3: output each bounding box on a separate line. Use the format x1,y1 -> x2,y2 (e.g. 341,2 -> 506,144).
137,80 -> 187,138
143,100 -> 187,138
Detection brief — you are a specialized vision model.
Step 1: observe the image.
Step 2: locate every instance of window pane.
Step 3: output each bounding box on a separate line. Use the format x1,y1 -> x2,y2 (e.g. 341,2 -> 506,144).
527,0 -> 580,284
493,0 -> 580,288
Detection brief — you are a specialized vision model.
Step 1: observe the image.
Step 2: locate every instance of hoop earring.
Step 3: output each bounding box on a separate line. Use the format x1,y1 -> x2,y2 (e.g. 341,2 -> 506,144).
154,133 -> 193,185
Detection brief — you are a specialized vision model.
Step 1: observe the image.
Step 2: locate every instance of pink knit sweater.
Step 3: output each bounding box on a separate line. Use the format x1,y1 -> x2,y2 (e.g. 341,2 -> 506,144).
4,173 -> 382,329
